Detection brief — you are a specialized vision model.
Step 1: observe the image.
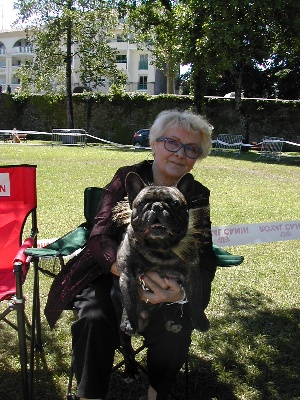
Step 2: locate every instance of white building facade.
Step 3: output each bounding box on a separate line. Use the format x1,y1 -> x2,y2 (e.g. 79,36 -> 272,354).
0,28 -> 167,95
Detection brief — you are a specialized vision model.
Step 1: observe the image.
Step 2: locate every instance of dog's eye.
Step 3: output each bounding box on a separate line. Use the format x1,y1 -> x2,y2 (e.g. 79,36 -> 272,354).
136,200 -> 146,208
171,200 -> 180,207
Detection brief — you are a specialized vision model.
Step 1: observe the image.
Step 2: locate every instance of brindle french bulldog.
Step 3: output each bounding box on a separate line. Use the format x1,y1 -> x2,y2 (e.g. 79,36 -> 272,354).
115,171 -> 210,338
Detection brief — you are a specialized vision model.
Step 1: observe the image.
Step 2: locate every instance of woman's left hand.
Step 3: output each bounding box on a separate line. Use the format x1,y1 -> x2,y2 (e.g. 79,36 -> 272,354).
137,271 -> 185,304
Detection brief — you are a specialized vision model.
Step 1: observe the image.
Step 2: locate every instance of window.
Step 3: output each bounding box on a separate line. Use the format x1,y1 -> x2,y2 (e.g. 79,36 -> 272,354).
139,54 -> 148,70
117,35 -> 126,42
138,76 -> 147,90
116,55 -> 127,63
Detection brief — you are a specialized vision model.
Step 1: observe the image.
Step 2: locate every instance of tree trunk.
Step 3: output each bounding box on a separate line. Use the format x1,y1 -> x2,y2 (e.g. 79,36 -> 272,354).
234,70 -> 249,142
166,61 -> 175,94
192,61 -> 207,114
66,5 -> 74,129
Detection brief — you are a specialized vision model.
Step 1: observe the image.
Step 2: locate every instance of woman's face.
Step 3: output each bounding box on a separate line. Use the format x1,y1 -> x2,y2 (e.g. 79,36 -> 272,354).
152,126 -> 202,186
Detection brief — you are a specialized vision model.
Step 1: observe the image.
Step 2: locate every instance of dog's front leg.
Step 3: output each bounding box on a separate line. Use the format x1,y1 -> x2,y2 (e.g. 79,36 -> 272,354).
119,270 -> 139,335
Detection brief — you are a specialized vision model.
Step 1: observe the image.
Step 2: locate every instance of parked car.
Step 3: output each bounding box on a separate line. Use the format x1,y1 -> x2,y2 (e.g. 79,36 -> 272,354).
132,129 -> 150,147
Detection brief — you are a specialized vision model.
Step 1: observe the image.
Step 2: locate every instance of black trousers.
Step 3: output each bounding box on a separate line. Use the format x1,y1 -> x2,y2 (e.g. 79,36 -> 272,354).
72,274 -> 193,400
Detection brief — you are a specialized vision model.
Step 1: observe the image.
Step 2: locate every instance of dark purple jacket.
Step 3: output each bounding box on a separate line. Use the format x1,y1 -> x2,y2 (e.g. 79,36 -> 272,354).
45,161 -> 217,329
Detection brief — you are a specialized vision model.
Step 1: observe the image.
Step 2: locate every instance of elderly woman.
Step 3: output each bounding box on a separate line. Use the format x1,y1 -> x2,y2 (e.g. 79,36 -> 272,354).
45,109 -> 217,400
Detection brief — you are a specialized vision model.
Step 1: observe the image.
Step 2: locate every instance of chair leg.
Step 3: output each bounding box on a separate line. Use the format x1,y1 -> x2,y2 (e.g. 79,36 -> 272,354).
14,261 -> 30,400
29,259 -> 44,399
32,259 -> 43,349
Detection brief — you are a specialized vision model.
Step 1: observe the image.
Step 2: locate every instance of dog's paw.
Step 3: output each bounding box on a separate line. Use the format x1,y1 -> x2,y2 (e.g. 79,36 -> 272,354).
165,320 -> 182,333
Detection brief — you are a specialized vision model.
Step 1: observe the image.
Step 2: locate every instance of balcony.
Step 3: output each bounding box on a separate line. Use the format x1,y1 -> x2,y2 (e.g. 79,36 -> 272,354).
12,46 -> 33,54
116,62 -> 127,71
11,65 -> 23,71
0,48 -> 6,55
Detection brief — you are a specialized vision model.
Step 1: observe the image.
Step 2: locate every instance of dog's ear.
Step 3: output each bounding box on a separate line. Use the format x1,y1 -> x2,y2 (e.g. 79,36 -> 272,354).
177,173 -> 195,203
126,172 -> 146,206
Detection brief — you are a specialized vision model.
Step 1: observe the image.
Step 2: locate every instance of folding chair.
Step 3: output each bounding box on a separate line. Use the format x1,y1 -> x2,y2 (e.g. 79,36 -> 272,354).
257,136 -> 284,162
24,187 -> 103,273
213,134 -> 244,156
0,164 -> 40,400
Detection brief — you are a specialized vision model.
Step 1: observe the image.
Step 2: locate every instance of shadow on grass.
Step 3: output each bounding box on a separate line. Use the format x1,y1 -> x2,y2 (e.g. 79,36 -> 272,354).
0,311 -> 73,400
1,289 -> 299,400
195,290 -> 300,400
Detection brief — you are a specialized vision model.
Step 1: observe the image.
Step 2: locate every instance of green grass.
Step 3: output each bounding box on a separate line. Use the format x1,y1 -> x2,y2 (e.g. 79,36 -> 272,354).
0,143 -> 299,400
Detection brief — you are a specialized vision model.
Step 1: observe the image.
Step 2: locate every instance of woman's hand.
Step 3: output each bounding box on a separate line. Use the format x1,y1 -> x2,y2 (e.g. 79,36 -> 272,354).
110,261 -> 120,276
137,271 -> 185,304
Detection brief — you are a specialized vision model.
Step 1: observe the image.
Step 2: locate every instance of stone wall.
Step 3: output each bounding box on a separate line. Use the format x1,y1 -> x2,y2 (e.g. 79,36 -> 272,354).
0,93 -> 299,147
206,98 -> 300,144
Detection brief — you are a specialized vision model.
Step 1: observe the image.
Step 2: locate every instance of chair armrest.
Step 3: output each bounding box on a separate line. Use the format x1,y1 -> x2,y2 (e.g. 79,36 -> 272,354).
213,244 -> 244,267
14,237 -> 35,277
24,226 -> 91,258
14,237 -> 34,263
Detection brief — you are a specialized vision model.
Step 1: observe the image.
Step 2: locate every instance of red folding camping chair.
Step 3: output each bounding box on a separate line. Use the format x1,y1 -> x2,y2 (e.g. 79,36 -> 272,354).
0,164 -> 41,400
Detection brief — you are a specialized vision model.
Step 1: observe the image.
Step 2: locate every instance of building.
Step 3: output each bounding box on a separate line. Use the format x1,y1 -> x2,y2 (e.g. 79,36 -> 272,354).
0,27 -> 167,95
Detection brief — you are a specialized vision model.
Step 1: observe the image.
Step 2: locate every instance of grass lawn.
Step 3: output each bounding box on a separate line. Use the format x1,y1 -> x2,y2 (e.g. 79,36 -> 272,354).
0,143 -> 299,400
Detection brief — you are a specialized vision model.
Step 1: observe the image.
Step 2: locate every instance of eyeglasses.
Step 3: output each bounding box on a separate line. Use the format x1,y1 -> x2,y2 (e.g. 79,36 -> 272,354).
156,137 -> 203,159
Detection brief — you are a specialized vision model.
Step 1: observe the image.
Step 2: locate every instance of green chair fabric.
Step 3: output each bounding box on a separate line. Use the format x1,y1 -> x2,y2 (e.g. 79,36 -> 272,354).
24,187 -> 103,267
25,226 -> 91,258
213,244 -> 244,267
84,187 -> 103,227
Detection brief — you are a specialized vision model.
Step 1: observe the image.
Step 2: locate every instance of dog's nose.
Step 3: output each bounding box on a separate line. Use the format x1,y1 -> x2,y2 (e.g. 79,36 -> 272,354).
152,202 -> 163,212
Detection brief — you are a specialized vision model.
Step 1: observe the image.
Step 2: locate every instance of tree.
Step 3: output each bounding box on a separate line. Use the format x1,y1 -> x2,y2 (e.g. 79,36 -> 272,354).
123,0 -> 185,94
181,0 -> 300,139
14,0 -> 126,128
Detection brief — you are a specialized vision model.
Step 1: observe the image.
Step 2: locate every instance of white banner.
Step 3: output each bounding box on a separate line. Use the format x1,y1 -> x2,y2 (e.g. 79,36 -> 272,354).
0,173 -> 10,196
212,220 -> 300,247
37,220 -> 300,249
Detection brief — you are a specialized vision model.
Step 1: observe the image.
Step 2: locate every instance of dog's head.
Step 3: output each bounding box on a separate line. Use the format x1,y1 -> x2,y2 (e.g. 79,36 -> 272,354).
125,172 -> 195,248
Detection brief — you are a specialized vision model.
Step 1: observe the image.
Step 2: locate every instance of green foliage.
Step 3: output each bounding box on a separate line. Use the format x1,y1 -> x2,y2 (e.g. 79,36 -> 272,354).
14,0 -> 125,92
177,0 -> 300,102
123,0 -> 186,93
13,0 -> 127,127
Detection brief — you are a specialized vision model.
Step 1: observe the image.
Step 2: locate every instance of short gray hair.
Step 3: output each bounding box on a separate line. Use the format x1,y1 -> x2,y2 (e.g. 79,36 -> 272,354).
149,109 -> 213,159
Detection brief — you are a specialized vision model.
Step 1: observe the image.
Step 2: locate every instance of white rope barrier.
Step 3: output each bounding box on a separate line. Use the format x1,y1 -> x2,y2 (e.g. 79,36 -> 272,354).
1,131 -> 299,149
85,133 -> 134,148
213,139 -> 300,148
283,140 -> 300,147
212,140 -> 243,147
